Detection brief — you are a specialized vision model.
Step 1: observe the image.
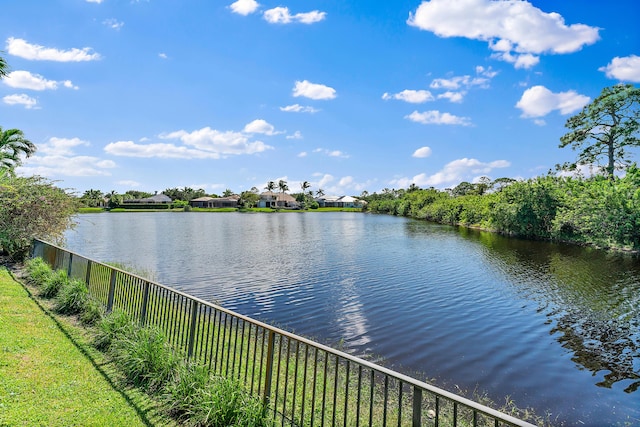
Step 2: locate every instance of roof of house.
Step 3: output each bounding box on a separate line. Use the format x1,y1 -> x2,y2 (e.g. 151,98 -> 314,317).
260,191 -> 297,202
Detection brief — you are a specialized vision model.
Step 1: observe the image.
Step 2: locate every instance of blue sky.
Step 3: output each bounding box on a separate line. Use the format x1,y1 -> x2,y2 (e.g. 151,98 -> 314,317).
2,0 -> 639,196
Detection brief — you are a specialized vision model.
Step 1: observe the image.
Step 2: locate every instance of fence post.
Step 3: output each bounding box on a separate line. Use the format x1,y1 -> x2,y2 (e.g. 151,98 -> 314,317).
139,281 -> 151,326
67,253 -> 73,278
106,269 -> 117,313
263,330 -> 276,408
85,260 -> 92,288
187,300 -> 199,359
412,386 -> 423,427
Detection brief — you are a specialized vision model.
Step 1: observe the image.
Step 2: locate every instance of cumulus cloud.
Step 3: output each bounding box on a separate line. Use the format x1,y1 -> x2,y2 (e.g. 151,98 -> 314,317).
4,70 -> 77,90
280,104 -> 320,113
516,85 -> 590,118
297,151 -> 308,157
398,158 -> 510,188
264,7 -> 326,24
18,136 -> 115,178
412,146 -> 432,158
3,94 -> 38,109
229,0 -> 260,15
106,125 -> 274,159
159,53 -> 168,59
407,0 -> 599,69
382,89 -> 434,103
6,37 -> 101,62
405,110 -> 472,126
599,55 -> 640,82
313,173 -> 373,195
243,119 -> 282,135
116,180 -> 141,187
86,0 -> 103,3
293,80 -> 336,100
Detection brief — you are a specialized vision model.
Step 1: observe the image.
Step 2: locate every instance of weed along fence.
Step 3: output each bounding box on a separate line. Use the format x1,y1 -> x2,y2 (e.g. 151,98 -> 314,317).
32,239 -> 535,427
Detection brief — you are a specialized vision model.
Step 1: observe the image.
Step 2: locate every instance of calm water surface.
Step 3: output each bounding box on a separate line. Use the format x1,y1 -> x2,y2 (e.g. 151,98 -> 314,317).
64,212 -> 640,426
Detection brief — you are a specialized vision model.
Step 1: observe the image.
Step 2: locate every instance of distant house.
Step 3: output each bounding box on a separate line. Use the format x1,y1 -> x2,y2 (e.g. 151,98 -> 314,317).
316,195 -> 365,208
189,195 -> 240,208
257,191 -> 299,209
123,193 -> 173,204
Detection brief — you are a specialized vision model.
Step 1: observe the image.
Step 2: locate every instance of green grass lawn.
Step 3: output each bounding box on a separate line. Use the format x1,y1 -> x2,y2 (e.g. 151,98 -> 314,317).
0,267 -> 175,427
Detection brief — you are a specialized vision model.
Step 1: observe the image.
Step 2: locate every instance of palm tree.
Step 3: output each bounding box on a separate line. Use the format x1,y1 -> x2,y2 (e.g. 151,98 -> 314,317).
0,127 -> 36,170
265,181 -> 276,192
0,53 -> 8,79
278,179 -> 289,194
300,180 -> 311,193
315,188 -> 325,197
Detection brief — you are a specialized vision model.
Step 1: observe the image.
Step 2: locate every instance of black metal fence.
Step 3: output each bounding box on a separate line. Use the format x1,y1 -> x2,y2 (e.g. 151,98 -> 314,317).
32,239 -> 536,427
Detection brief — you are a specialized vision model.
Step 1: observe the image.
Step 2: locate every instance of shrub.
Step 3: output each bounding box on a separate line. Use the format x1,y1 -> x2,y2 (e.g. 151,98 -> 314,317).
55,278 -> 88,315
40,269 -> 68,298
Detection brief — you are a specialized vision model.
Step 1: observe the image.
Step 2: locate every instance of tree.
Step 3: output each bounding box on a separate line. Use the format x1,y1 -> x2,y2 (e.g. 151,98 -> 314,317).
300,180 -> 310,193
560,84 -> 640,181
278,179 -> 289,194
0,174 -> 77,260
316,188 -> 325,197
0,53 -> 8,79
265,181 -> 275,192
80,189 -> 104,207
0,127 -> 36,170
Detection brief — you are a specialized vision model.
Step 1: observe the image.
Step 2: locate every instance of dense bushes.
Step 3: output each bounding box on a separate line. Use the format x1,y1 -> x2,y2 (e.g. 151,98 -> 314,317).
0,174 -> 77,260
24,257 -> 272,427
365,169 -> 640,251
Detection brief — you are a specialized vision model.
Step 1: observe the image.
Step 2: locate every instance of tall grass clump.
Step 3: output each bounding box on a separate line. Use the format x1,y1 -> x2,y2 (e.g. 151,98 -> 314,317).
80,297 -> 105,325
54,278 -> 88,315
94,310 -> 135,351
110,324 -> 179,394
40,268 -> 68,298
163,362 -> 270,427
24,257 -> 52,287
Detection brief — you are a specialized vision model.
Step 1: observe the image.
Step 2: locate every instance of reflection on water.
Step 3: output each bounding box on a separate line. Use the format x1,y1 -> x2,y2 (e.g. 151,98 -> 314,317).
460,227 -> 640,394
64,212 -> 640,426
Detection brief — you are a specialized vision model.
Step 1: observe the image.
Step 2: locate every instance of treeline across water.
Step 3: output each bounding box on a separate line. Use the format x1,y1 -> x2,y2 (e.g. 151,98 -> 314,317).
363,166 -> 640,252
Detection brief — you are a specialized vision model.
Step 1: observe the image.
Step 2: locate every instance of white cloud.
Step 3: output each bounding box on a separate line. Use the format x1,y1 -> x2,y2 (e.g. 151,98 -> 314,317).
382,89 -> 434,103
103,18 -> 124,30
104,141 -> 219,159
106,126 -> 274,159
293,80 -> 336,100
243,119 -> 282,135
405,110 -> 471,126
4,70 -> 77,90
401,158 -> 510,188
6,37 -> 101,62
297,151 -> 308,157
516,85 -> 590,118
159,53 -> 168,59
3,94 -> 38,109
312,148 -> 349,159
412,146 -> 432,158
263,7 -> 326,24
287,131 -> 303,140
280,104 -> 320,113
18,136 -> 115,178
437,91 -> 464,103
86,0 -> 103,3
229,0 -> 260,16
39,137 -> 90,155
116,180 -> 141,188
599,55 -> 640,82
408,0 -> 599,69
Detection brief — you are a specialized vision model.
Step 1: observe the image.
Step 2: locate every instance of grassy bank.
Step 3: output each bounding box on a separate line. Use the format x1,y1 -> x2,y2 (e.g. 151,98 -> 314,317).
0,266 -> 174,426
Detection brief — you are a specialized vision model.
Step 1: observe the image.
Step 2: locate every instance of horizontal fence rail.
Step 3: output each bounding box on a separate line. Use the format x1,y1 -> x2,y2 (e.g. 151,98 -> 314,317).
32,239 -> 536,427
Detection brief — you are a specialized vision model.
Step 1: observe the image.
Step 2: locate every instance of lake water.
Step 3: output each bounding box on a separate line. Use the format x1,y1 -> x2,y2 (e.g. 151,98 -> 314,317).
63,212 -> 640,426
